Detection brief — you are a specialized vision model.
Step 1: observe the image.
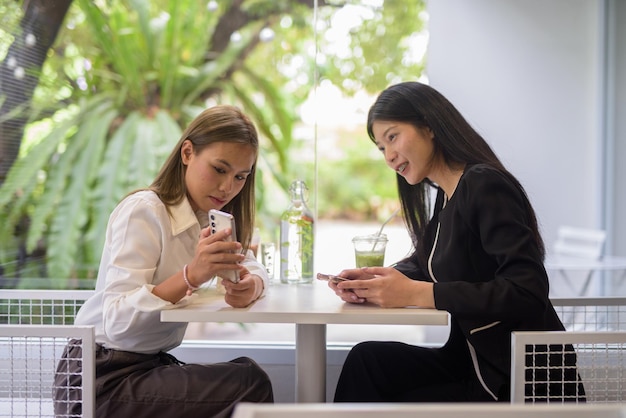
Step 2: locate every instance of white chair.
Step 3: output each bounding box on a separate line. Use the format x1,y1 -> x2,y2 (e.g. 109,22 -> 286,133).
0,291 -> 95,417
0,289 -> 93,325
550,297 -> 626,331
546,226 -> 613,295
511,331 -> 626,404
0,324 -> 95,418
553,226 -> 606,260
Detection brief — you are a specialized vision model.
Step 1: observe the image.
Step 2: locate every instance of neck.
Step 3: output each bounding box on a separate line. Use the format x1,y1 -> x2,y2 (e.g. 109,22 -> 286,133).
433,164 -> 465,199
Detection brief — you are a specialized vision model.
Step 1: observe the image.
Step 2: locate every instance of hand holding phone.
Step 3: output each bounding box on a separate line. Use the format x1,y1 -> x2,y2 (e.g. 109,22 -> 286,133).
316,273 -> 349,284
208,209 -> 240,283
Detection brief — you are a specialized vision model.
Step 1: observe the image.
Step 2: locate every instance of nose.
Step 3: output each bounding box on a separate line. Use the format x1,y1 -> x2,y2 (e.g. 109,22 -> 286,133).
218,177 -> 234,194
384,146 -> 397,167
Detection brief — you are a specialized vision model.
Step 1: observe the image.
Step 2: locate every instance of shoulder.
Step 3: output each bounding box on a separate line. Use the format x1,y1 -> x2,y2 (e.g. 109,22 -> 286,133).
110,190 -> 167,223
122,189 -> 163,206
458,164 -> 520,196
462,163 -> 511,183
454,164 -> 529,220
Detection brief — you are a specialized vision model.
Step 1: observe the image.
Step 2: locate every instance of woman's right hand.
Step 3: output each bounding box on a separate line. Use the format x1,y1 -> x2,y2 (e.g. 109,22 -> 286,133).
328,268 -> 374,304
185,226 -> 245,287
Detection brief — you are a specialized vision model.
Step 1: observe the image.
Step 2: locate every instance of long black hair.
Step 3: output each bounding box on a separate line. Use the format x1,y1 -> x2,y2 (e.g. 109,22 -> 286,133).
366,81 -> 544,271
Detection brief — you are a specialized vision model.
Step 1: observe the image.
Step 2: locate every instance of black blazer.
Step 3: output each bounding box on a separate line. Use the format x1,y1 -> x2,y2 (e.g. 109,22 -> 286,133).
398,164 -> 578,401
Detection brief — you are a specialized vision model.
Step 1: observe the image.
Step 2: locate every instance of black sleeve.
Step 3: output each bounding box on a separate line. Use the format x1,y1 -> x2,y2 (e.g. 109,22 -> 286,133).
392,257 -> 432,282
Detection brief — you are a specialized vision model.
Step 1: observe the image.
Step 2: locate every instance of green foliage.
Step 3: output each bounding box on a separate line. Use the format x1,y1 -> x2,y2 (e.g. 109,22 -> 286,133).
316,134 -> 399,221
317,0 -> 427,94
0,0 -> 426,284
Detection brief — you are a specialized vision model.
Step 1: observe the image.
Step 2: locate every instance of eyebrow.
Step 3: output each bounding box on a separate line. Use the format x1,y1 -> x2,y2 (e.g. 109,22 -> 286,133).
381,124 -> 397,139
215,158 -> 253,174
374,124 -> 397,147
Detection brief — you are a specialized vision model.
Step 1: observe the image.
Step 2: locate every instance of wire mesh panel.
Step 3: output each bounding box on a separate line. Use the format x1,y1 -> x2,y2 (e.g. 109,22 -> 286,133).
551,297 -> 626,331
511,331 -> 626,404
0,325 -> 95,418
0,290 -> 93,325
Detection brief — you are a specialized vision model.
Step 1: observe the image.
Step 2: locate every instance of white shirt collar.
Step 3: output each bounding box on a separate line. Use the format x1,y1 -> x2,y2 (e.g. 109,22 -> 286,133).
169,195 -> 202,236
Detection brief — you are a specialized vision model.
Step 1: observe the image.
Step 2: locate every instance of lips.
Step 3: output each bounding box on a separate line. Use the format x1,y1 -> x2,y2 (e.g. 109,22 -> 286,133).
210,196 -> 227,206
396,162 -> 408,174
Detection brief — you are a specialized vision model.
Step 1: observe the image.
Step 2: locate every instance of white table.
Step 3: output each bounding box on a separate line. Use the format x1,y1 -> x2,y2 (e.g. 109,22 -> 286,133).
161,280 -> 449,402
545,255 -> 626,295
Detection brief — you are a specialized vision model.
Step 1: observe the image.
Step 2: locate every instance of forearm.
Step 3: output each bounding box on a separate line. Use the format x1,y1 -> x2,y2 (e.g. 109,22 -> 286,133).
412,280 -> 436,308
152,267 -> 192,304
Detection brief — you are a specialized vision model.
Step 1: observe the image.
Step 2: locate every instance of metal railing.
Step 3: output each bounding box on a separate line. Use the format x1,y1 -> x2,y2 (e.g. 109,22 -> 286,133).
0,290 -> 94,325
0,324 -> 95,418
551,297 -> 626,331
511,331 -> 626,404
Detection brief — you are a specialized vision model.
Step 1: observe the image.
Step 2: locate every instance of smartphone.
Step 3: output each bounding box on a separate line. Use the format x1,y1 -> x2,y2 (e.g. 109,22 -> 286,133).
208,209 -> 240,283
316,273 -> 349,284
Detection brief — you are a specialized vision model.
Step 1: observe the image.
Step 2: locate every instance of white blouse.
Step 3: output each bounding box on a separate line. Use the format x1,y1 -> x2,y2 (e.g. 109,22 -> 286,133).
75,190 -> 269,354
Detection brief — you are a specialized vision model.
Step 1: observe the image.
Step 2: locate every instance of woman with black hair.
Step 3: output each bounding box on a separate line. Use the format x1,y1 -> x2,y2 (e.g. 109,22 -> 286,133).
329,81 -> 583,403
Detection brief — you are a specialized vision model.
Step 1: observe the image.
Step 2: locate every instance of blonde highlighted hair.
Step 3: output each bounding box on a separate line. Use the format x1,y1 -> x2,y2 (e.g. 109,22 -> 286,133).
149,105 -> 259,250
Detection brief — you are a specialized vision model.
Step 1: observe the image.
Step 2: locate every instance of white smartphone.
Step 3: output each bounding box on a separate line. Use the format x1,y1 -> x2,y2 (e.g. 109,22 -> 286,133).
208,209 -> 240,283
316,273 -> 349,284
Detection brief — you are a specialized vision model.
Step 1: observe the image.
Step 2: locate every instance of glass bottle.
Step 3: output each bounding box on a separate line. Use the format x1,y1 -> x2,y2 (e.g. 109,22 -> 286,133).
280,180 -> 314,284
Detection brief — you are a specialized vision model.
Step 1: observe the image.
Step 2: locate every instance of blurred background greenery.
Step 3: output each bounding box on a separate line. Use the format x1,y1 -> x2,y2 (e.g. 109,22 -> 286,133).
0,0 -> 426,288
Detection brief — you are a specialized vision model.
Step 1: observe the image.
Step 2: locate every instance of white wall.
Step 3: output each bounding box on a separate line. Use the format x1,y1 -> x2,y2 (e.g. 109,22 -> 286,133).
611,0 -> 626,257
427,0 -> 606,247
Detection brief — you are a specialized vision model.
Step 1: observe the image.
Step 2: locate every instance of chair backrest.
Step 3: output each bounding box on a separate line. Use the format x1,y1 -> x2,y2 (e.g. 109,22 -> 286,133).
0,289 -> 93,325
550,297 -> 626,331
511,331 -> 626,404
0,324 -> 95,418
553,226 -> 606,260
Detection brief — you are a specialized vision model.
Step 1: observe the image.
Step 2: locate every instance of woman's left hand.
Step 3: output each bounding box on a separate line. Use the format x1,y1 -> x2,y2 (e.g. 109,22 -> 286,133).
221,267 -> 264,308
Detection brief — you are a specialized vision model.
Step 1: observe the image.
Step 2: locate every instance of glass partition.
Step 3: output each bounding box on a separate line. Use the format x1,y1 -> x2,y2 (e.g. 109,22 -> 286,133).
0,0 -> 438,344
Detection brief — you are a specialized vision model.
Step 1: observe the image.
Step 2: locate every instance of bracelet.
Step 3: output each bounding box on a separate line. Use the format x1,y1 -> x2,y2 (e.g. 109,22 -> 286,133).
183,264 -> 199,296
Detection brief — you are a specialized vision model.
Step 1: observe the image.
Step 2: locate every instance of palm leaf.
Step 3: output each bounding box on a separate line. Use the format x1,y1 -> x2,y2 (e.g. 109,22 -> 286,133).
228,82 -> 290,173
0,117 -> 75,210
26,101 -> 116,252
241,66 -> 296,144
128,0 -> 155,63
158,0 -> 183,108
0,180 -> 37,266
87,110 -> 141,263
46,107 -> 116,283
181,21 -> 265,107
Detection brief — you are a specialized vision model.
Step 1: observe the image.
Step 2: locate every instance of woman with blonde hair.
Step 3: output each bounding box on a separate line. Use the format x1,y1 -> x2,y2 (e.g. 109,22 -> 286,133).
55,105 -> 273,417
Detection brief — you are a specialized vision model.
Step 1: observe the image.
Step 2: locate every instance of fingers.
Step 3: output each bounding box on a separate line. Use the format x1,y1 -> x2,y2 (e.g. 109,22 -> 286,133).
330,279 -> 366,303
339,288 -> 366,303
200,226 -> 212,238
360,266 -> 390,275
203,227 -> 240,245
337,279 -> 369,291
338,268 -> 364,279
222,275 -> 259,307
190,231 -> 244,285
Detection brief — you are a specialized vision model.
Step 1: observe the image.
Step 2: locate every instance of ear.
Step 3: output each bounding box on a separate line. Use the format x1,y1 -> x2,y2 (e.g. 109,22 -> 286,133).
424,127 -> 435,140
181,140 -> 193,164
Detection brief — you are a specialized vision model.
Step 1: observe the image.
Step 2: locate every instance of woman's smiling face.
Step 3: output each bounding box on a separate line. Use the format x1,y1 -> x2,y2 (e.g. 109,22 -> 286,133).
372,120 -> 436,185
181,140 -> 256,212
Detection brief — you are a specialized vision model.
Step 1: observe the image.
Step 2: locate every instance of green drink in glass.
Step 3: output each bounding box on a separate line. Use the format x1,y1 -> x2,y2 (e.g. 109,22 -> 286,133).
352,234 -> 388,268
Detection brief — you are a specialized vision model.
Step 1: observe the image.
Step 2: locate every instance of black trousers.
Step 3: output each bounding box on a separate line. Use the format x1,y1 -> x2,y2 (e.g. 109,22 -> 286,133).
334,341 -> 498,403
54,340 -> 274,418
